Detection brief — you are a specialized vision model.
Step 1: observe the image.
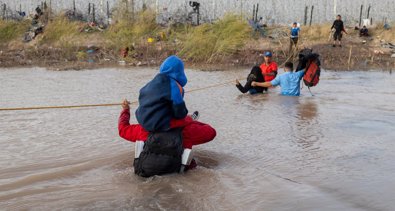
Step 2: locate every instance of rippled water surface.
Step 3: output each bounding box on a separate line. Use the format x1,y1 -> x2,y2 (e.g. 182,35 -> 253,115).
0,67 -> 395,210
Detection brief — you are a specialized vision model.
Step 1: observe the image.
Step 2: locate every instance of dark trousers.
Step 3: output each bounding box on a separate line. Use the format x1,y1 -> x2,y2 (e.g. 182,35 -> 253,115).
289,37 -> 298,54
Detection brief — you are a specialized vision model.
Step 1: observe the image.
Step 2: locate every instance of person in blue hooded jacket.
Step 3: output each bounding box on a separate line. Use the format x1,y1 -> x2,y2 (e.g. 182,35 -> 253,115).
132,55 -> 216,147
135,55 -> 190,132
119,56 -> 216,176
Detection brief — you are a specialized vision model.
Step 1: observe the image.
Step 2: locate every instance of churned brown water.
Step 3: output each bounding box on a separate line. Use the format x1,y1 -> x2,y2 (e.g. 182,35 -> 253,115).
0,67 -> 395,211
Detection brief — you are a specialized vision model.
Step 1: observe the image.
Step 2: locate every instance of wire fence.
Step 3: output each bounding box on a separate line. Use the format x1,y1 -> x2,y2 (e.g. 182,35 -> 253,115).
1,0 -> 394,25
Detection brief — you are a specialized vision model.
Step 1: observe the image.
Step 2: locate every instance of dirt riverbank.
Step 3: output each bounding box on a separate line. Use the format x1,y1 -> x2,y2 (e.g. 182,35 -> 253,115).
1,15 -> 394,71
1,35 -> 394,71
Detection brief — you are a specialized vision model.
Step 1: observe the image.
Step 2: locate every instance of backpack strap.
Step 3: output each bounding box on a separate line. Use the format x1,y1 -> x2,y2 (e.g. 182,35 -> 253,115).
176,82 -> 183,95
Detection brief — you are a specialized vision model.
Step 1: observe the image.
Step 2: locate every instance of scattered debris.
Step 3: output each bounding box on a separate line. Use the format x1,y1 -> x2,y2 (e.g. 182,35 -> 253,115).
384,23 -> 391,30
381,42 -> 395,49
374,50 -> 385,55
268,28 -> 287,39
79,22 -> 105,33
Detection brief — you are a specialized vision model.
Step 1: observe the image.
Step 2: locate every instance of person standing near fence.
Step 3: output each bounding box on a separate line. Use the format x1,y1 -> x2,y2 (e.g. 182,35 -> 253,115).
331,15 -> 347,47
289,22 -> 300,54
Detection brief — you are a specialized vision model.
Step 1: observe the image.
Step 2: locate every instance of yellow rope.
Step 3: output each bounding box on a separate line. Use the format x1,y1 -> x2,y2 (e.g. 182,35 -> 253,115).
0,79 -> 240,112
0,103 -> 130,111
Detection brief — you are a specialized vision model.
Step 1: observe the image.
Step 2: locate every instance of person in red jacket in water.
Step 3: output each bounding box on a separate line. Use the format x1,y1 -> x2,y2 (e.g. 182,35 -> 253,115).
118,99 -> 216,149
118,56 -> 216,150
259,51 -> 278,91
119,56 -> 216,177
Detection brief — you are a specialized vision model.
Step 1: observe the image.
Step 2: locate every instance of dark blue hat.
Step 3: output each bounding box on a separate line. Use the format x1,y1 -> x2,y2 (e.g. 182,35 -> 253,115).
264,52 -> 272,57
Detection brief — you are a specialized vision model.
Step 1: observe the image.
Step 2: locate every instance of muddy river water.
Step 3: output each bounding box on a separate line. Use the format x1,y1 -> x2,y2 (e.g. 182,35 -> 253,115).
0,67 -> 395,210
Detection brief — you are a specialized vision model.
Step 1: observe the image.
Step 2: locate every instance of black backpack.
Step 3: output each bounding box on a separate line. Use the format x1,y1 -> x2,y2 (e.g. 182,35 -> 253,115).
134,128 -> 184,177
296,48 -> 321,71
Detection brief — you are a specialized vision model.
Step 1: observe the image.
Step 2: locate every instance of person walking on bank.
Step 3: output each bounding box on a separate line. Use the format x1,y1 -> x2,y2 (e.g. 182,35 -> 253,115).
331,15 -> 347,47
289,22 -> 300,54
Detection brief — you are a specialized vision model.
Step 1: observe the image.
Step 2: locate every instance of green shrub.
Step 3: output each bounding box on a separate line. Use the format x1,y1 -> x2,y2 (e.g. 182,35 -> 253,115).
0,20 -> 29,43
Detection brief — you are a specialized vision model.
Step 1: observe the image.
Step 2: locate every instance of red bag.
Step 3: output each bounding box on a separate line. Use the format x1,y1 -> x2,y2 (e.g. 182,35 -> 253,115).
303,60 -> 320,87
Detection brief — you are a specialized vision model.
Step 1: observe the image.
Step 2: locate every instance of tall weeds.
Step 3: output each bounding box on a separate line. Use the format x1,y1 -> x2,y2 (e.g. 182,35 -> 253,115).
0,20 -> 29,44
105,9 -> 158,49
39,17 -> 80,45
179,15 -> 251,63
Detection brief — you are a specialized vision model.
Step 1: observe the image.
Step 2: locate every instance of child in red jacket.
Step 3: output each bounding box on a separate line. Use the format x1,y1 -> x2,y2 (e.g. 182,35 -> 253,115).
118,99 -> 216,149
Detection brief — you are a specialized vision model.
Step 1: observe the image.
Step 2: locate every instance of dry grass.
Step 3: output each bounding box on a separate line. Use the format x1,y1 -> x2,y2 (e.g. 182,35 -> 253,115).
105,9 -> 158,50
300,23 -> 332,42
370,23 -> 395,43
39,17 -> 80,45
179,14 -> 251,62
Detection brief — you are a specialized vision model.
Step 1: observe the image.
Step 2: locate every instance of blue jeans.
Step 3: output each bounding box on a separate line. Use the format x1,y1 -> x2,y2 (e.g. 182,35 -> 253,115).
248,89 -> 258,95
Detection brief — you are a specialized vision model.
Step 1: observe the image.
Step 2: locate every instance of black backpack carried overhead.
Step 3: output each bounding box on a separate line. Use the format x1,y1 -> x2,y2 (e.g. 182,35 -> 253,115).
134,128 -> 184,178
296,48 -> 321,87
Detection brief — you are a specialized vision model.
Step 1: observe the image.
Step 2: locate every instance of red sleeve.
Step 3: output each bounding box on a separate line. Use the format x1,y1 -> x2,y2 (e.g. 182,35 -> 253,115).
170,116 -> 193,128
118,109 -> 148,142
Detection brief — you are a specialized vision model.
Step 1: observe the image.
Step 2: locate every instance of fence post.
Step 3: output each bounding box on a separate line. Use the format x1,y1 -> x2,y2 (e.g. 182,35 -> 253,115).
252,4 -> 255,21
92,3 -> 95,23
2,4 -> 6,20
73,0 -> 76,16
197,4 -> 200,25
88,3 -> 91,16
131,0 -> 135,20
49,0 -> 52,19
309,5 -> 314,26
359,4 -> 363,27
212,0 -> 216,21
107,1 -> 110,23
304,6 -> 308,25
255,3 -> 259,22
366,5 -> 371,19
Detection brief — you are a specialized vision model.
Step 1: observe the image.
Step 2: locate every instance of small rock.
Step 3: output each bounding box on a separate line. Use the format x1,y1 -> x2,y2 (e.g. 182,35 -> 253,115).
137,61 -> 148,66
391,54 -> 395,58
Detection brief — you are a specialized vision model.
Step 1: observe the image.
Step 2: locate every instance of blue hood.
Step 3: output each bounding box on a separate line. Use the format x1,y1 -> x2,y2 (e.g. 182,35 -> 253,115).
159,55 -> 187,87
